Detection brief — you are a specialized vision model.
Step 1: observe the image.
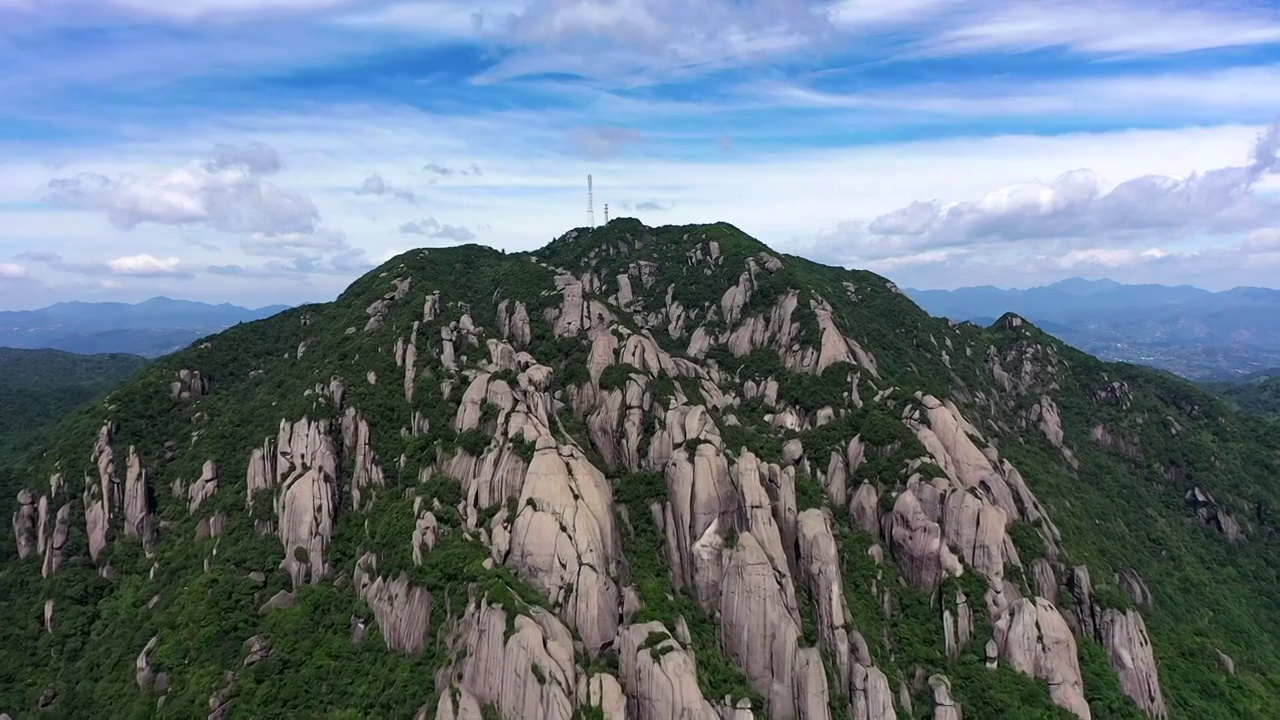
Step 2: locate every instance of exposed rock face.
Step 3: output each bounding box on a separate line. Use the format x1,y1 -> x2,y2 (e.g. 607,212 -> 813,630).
851,661 -> 897,720
941,488 -> 1014,588
188,461 -> 219,513
1068,568 -> 1168,718
719,531 -> 801,719
40,502 -> 71,578
1117,568 -> 1152,607
887,485 -> 961,591
994,598 -> 1091,719
617,622 -> 719,720
1184,486 -> 1244,544
662,444 -> 735,607
170,368 -> 211,401
269,418 -> 341,586
12,490 -> 36,559
243,635 -> 272,667
439,600 -> 578,720
343,409 -> 386,512
506,435 -> 620,654
849,482 -> 880,537
1216,650 -> 1235,676
796,510 -> 852,691
83,421 -> 118,563
793,648 -> 832,720
1099,610 -> 1168,719
928,675 -> 961,720
353,552 -> 432,655
122,446 -> 154,542
135,636 -> 159,690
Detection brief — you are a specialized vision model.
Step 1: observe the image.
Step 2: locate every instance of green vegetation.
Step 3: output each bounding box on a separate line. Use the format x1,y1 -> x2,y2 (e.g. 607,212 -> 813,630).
1,221 -> 1278,719
0,348 -> 148,451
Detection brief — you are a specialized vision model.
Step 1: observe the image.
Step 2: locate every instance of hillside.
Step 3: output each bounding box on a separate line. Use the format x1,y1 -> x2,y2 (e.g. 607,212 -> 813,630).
2,219 -> 1277,719
1205,370 -> 1280,417
907,280 -> 1280,378
0,348 -> 148,451
0,297 -> 289,357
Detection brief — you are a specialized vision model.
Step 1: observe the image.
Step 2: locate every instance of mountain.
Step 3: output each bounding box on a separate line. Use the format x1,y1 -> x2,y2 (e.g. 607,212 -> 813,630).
906,280 -> 1280,378
0,297 -> 289,358
0,348 -> 148,451
2,219 -> 1278,719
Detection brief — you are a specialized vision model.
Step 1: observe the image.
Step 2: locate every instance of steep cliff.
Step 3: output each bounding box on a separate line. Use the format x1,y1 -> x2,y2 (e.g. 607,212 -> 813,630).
1,219 -> 1278,719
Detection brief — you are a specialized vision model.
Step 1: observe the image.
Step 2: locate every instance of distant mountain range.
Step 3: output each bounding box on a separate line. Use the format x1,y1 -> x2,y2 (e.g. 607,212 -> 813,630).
0,297 -> 288,357
906,278 -> 1280,379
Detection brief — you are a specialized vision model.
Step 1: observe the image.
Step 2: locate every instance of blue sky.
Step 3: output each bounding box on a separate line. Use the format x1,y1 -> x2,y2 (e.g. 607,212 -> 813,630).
1,0 -> 1279,308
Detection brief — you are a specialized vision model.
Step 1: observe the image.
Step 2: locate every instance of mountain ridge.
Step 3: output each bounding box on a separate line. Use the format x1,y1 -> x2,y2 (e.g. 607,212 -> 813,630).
2,219 -> 1276,719
906,279 -> 1280,378
0,297 -> 290,358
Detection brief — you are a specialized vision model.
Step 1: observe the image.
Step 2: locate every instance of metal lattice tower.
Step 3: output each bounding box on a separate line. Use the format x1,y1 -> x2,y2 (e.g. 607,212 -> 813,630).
604,203 -> 609,224
587,175 -> 595,228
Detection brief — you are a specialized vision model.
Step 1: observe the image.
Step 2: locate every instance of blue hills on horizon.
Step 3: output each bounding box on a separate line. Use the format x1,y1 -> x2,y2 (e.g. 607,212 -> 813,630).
906,278 -> 1280,379
0,296 -> 290,358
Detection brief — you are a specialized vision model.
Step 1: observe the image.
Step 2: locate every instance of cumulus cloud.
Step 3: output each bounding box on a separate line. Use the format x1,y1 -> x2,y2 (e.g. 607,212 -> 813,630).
44,142 -> 319,236
818,122 -> 1280,265
571,127 -> 643,158
358,173 -> 417,203
399,217 -> 476,243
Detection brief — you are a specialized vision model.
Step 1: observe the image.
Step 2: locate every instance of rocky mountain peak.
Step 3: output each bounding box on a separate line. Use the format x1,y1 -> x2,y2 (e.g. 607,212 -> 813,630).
1,220 -> 1277,718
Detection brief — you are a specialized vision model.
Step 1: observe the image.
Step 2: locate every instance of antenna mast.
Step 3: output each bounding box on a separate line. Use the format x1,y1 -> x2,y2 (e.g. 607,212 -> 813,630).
604,203 -> 609,224
587,174 -> 595,228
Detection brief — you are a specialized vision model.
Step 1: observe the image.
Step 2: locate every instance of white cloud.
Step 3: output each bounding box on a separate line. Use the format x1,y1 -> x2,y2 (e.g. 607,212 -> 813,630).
814,123 -> 1280,265
479,0 -> 826,83
0,262 -> 28,278
5,103 -> 1278,303
106,253 -> 183,275
44,143 -> 319,236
